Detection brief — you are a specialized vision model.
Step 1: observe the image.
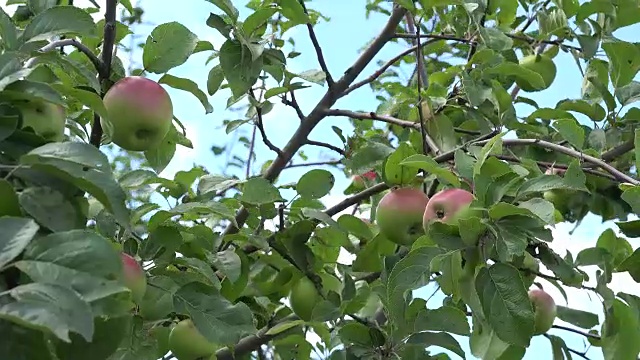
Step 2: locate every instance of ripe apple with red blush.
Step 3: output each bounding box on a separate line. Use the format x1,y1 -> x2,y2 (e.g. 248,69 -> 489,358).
529,288 -> 557,335
120,253 -> 146,303
102,76 -> 173,152
375,187 -> 429,246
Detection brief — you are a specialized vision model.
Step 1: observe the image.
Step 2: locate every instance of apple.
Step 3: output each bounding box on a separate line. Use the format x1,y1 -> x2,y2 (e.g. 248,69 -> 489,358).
289,276 -> 320,321
529,288 -> 557,335
521,252 -> 540,288
15,99 -> 66,141
375,187 -> 430,246
168,319 -> 216,360
516,54 -> 557,92
422,188 -> 477,230
120,253 -> 146,303
102,76 -> 173,151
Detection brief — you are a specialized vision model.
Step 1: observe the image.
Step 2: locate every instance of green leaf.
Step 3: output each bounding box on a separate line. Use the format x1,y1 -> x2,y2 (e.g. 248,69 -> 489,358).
1,79 -> 65,105
485,62 -> 545,90
0,7 -> 18,50
296,169 -> 335,199
479,27 -> 513,51
475,263 -> 535,347
197,175 -> 242,197
23,229 -> 122,278
142,22 -> 199,74
294,69 -> 326,85
205,13 -> 232,39
158,74 -> 213,114
0,52 -> 33,91
556,305 -> 599,329
410,305 -> 471,336
149,201 -> 238,230
615,81 -> 640,106
406,331 -> 466,359
276,0 -> 310,25
173,282 -> 257,345
601,37 -> 640,88
219,40 -> 263,98
21,6 -> 96,43
552,118 -> 585,149
239,177 -> 284,205
617,248 -> 640,282
18,187 -> 84,232
210,250 -> 242,283
20,144 -> 130,227
144,125 -> 179,174
50,84 -> 109,120
265,320 -> 305,336
0,180 -> 21,217
0,217 -> 39,269
55,315 -> 131,360
243,6 -> 278,36
206,65 -> 225,96
621,186 -> 640,214
601,299 -> 640,360
386,246 -> 444,322
384,142 -> 418,186
399,154 -> 461,186
0,282 -> 94,342
206,0 -> 240,21
556,99 -> 606,121
13,260 -> 128,310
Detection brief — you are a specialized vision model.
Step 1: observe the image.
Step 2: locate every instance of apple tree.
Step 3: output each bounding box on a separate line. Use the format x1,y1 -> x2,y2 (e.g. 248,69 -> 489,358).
1,0 -> 640,359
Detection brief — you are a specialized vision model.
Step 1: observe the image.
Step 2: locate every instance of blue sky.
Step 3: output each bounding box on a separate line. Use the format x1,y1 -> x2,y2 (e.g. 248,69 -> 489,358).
4,0 -> 639,358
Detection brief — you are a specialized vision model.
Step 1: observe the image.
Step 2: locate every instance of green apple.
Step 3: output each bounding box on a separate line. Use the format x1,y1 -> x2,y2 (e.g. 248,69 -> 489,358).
375,187 -> 430,246
102,76 -> 173,151
16,99 -> 66,141
529,288 -> 557,335
521,252 -> 540,288
168,320 -> 216,360
120,253 -> 146,303
289,276 -> 320,321
516,54 -> 557,92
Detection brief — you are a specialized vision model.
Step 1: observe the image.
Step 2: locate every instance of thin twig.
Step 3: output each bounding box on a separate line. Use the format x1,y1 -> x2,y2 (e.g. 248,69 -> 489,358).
552,325 -> 601,340
394,32 -> 582,52
519,0 -> 552,32
325,109 -> 419,129
284,160 -> 342,169
300,1 -> 334,88
246,124 -> 258,178
24,39 -> 103,73
282,91 -> 306,121
251,89 -> 283,156
305,140 -> 345,155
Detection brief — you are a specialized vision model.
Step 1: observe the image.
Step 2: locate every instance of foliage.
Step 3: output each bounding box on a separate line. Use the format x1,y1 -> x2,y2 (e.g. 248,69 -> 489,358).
0,0 -> 639,359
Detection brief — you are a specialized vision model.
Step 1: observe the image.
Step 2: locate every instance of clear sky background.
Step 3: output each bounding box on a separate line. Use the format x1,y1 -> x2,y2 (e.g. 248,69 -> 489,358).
3,0 -> 639,359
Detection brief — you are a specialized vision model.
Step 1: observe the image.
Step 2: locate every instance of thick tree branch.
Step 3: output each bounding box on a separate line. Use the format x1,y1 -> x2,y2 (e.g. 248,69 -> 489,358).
300,1 -> 334,88
220,6 -> 408,238
89,0 -> 117,147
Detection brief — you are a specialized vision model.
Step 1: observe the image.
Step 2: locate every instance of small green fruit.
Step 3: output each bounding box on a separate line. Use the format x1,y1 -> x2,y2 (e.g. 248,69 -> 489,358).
517,54 -> 557,92
102,76 -> 173,152
521,252 -> 540,288
16,100 -> 66,141
375,187 -> 430,246
289,276 -> 320,321
529,288 -> 557,335
120,253 -> 146,303
168,320 -> 216,360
